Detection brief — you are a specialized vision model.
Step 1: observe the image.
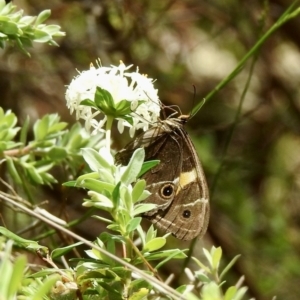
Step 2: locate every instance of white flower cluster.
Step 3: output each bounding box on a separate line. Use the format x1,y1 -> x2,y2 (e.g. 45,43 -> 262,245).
65,61 -> 161,137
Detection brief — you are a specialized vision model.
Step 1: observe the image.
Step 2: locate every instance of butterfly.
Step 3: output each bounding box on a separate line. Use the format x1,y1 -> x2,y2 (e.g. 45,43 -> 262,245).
116,114 -> 209,240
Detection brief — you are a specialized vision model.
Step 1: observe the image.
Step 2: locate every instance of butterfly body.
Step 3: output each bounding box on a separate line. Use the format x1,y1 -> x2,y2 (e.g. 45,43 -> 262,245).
117,115 -> 209,240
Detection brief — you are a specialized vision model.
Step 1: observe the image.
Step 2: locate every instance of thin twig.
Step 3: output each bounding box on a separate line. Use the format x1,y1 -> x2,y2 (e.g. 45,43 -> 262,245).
2,193 -> 185,300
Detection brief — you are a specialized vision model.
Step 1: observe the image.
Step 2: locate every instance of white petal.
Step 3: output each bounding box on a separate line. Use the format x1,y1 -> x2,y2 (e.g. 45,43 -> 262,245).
65,61 -> 161,136
129,125 -> 136,138
117,119 -> 125,134
99,147 -> 114,165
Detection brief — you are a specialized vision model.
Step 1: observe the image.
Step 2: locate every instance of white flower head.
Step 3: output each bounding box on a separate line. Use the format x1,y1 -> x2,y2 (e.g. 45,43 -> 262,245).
65,61 -> 161,137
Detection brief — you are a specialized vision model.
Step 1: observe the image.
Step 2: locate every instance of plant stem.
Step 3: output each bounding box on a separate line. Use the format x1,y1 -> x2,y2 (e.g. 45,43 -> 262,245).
127,237 -> 162,280
105,116 -> 114,151
193,1 -> 300,114
123,232 -> 134,298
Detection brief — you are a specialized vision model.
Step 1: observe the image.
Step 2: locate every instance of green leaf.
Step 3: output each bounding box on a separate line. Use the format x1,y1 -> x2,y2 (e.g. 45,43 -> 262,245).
4,127 -> 20,141
138,249 -> 187,264
220,254 -> 241,280
212,246 -> 222,269
93,215 -> 113,224
0,0 -> 7,11
138,160 -> 160,177
35,9 -> 51,25
62,123 -> 82,148
33,115 -> 49,141
40,172 -> 57,184
126,217 -> 142,233
133,203 -> 156,216
0,141 -> 21,151
1,110 -> 17,127
3,130 -> 19,143
32,275 -> 61,300
80,99 -> 98,109
94,87 -> 115,111
93,238 -> 114,265
132,179 -> 146,203
120,184 -> 132,211
79,178 -> 115,194
80,268 -> 119,280
44,24 -> 65,36
77,171 -> 99,182
34,29 -> 51,43
1,269 -> 11,297
154,249 -> 187,269
97,281 -> 121,298
1,20 -> 18,34
19,16 -> 35,26
224,286 -> 237,300
35,160 -> 54,175
232,287 -> 248,300
28,268 -> 63,278
6,158 -> 22,184
27,165 -> 44,184
121,148 -> 145,185
20,115 -> 29,145
177,289 -> 199,300
107,223 -> 121,232
143,237 -> 166,252
0,227 -> 48,252
63,180 -> 76,187
51,242 -> 83,259
137,190 -> 150,203
192,257 -> 211,274
111,182 -> 121,208
145,225 -> 156,243
128,288 -> 149,300
48,121 -> 68,134
121,115 -> 134,125
83,192 -> 113,210
7,255 -> 26,299
82,148 -> 112,171
106,238 -> 116,256
195,271 -> 211,283
0,128 -> 8,141
203,248 -> 213,268
201,282 -> 222,300
48,147 -> 68,160
0,1 -> 14,15
115,99 -> 132,115
0,240 -> 13,298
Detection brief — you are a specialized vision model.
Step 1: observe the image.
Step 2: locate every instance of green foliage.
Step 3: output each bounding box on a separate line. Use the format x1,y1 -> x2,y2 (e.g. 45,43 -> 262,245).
0,233 -> 246,299
0,239 -> 60,300
0,108 -> 21,151
1,1 -> 300,299
0,112 -> 104,188
0,227 -> 48,252
0,240 -> 27,300
0,103 -> 249,299
0,0 -> 65,55
80,86 -> 146,124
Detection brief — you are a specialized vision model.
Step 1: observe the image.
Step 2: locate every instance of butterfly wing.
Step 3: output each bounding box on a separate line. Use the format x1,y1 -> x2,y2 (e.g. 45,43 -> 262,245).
141,125 -> 184,214
145,124 -> 209,240
116,119 -> 209,240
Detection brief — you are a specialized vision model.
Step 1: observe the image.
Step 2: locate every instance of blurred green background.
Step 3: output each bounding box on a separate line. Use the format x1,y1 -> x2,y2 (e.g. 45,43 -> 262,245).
1,1 -> 300,299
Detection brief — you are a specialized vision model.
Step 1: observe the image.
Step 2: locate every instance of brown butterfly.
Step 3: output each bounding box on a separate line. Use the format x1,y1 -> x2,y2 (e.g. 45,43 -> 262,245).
116,114 -> 209,240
